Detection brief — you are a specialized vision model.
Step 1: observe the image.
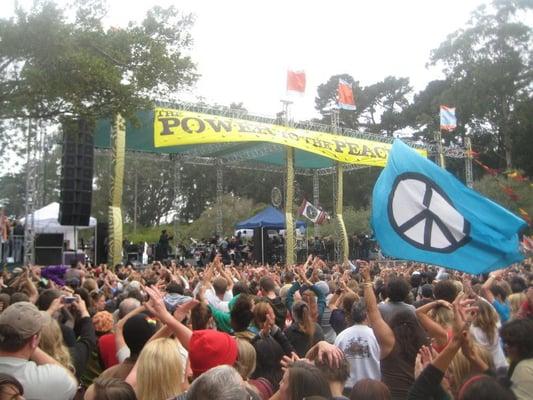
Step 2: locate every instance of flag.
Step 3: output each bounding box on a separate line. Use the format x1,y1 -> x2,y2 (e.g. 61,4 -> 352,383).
287,70 -> 306,93
371,139 -> 527,274
440,105 -> 457,131
337,79 -> 356,110
299,199 -> 326,224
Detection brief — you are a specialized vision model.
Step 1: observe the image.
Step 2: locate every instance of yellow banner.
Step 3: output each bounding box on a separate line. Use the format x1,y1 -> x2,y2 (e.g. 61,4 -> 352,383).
154,108 -> 426,166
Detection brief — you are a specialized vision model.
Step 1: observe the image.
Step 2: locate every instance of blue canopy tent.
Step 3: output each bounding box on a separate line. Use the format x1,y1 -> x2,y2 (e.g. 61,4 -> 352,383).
236,206 -> 306,263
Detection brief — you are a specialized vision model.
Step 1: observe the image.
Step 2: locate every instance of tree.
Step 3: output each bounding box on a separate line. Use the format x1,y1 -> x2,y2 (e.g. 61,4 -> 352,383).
315,74 -> 363,129
0,0 -> 197,123
358,76 -> 412,136
429,0 -> 532,169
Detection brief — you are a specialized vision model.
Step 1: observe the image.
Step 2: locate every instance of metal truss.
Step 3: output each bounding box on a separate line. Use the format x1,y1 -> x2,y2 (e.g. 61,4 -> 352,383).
24,119 -> 42,264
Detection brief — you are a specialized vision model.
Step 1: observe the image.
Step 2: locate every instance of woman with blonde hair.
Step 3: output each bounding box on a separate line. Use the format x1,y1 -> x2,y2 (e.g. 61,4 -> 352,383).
234,339 -> 274,400
469,300 -> 508,370
39,312 -> 75,374
416,300 -> 455,353
136,338 -> 184,400
508,293 -> 526,320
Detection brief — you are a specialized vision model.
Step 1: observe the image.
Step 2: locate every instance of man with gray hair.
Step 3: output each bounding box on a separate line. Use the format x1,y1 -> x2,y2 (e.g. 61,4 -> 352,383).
334,299 -> 381,393
184,365 -> 253,400
0,302 -> 78,399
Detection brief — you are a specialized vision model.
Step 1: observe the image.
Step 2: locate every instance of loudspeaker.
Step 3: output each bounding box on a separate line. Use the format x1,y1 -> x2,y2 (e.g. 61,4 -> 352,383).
253,228 -> 270,263
34,233 -> 63,266
35,248 -> 63,266
96,222 -> 108,265
34,233 -> 64,248
59,119 -> 94,226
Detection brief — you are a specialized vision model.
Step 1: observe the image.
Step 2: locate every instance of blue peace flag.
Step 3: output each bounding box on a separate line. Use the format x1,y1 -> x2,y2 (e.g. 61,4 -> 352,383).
371,140 -> 526,274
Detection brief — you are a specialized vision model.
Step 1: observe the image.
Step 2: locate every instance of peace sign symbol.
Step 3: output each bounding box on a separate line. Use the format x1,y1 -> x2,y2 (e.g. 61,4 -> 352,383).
387,172 -> 471,253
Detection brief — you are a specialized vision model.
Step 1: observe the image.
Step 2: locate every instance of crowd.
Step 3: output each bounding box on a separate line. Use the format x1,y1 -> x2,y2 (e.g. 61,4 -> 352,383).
0,251 -> 531,400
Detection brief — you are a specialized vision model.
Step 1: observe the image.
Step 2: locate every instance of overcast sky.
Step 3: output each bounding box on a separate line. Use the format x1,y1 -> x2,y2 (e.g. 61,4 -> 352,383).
6,0 -> 488,121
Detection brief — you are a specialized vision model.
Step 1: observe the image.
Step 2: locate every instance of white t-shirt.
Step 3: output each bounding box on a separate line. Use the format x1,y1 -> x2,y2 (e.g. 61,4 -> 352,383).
511,358 -> 533,400
334,324 -> 381,389
193,282 -> 233,312
469,325 -> 508,370
0,356 -> 77,400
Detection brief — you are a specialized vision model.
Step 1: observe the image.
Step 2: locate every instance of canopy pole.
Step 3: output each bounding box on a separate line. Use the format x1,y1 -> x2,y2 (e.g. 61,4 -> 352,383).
335,163 -> 349,263
282,100 -> 295,266
108,114 -> 126,269
465,136 -> 473,188
216,160 -> 223,238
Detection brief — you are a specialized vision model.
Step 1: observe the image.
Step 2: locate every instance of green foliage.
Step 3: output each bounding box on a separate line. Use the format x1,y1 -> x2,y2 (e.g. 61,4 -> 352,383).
473,174 -> 533,228
0,0 -> 197,122
429,0 -> 532,168
316,207 -> 371,238
122,194 -> 266,244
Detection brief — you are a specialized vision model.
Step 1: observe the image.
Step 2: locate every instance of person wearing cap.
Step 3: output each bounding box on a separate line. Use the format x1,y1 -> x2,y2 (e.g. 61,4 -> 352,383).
0,302 -> 78,400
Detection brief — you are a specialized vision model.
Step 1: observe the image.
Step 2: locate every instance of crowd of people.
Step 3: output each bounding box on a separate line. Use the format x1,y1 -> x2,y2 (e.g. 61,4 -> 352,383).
0,251 -> 531,400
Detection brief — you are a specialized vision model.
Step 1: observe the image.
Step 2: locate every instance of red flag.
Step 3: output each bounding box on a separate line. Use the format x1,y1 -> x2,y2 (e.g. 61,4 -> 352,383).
337,79 -> 356,110
287,70 -> 306,93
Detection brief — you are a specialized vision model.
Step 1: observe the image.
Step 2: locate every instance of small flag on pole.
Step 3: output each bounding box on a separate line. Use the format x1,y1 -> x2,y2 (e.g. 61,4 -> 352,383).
371,139 -> 527,274
299,199 -> 326,224
337,79 -> 356,110
287,70 -> 306,93
440,105 -> 457,131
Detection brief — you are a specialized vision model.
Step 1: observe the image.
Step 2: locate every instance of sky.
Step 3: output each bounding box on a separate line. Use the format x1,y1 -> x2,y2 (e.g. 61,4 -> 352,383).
5,0 -> 489,121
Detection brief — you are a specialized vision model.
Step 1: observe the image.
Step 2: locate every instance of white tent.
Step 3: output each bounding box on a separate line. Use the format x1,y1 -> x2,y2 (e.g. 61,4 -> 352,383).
20,202 -> 97,250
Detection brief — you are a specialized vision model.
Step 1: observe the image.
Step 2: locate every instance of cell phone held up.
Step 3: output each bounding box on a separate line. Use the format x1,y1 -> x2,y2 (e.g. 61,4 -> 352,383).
62,296 -> 77,304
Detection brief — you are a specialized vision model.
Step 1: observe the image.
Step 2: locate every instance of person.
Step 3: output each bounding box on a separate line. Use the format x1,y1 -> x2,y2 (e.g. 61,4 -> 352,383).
482,270 -> 511,324
309,351 -> 351,400
277,360 -> 332,400
135,338 -> 185,400
158,230 -> 173,260
413,284 -> 434,308
259,276 -> 287,330
185,365 -> 251,400
378,277 -> 416,325
500,318 -> 533,400
469,299 -> 508,371
0,373 -> 24,400
0,302 -> 77,400
416,299 -> 454,353
84,377 -> 137,400
251,302 -> 294,389
285,301 -> 324,358
350,379 -> 391,400
334,299 -> 381,392
360,264 -> 427,400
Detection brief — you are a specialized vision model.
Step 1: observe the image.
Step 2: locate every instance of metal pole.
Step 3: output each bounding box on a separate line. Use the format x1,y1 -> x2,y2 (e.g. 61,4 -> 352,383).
24,119 -> 37,265
261,226 -> 264,264
216,160 -> 223,237
435,130 -> 446,168
133,168 -> 138,235
313,170 -> 320,237
173,155 -> 182,245
282,100 -> 295,266
465,136 -> 473,188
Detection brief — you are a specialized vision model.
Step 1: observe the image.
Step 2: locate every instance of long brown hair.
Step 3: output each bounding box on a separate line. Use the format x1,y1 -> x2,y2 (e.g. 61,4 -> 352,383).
473,300 -> 498,345
292,301 -> 316,343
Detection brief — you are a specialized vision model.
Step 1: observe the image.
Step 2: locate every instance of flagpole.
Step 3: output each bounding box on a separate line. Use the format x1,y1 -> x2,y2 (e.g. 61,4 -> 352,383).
465,136 -> 473,188
282,99 -> 296,266
435,130 -> 446,168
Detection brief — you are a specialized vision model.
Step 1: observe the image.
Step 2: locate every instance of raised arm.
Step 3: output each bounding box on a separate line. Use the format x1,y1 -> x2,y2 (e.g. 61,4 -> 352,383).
415,300 -> 451,344
360,263 -> 395,359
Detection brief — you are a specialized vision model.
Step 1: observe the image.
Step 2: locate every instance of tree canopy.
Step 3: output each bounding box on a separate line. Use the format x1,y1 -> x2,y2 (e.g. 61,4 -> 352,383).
0,0 -> 198,122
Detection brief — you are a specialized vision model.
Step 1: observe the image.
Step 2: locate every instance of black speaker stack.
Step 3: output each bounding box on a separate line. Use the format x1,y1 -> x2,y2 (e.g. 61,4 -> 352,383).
58,119 -> 94,226
34,233 -> 64,266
